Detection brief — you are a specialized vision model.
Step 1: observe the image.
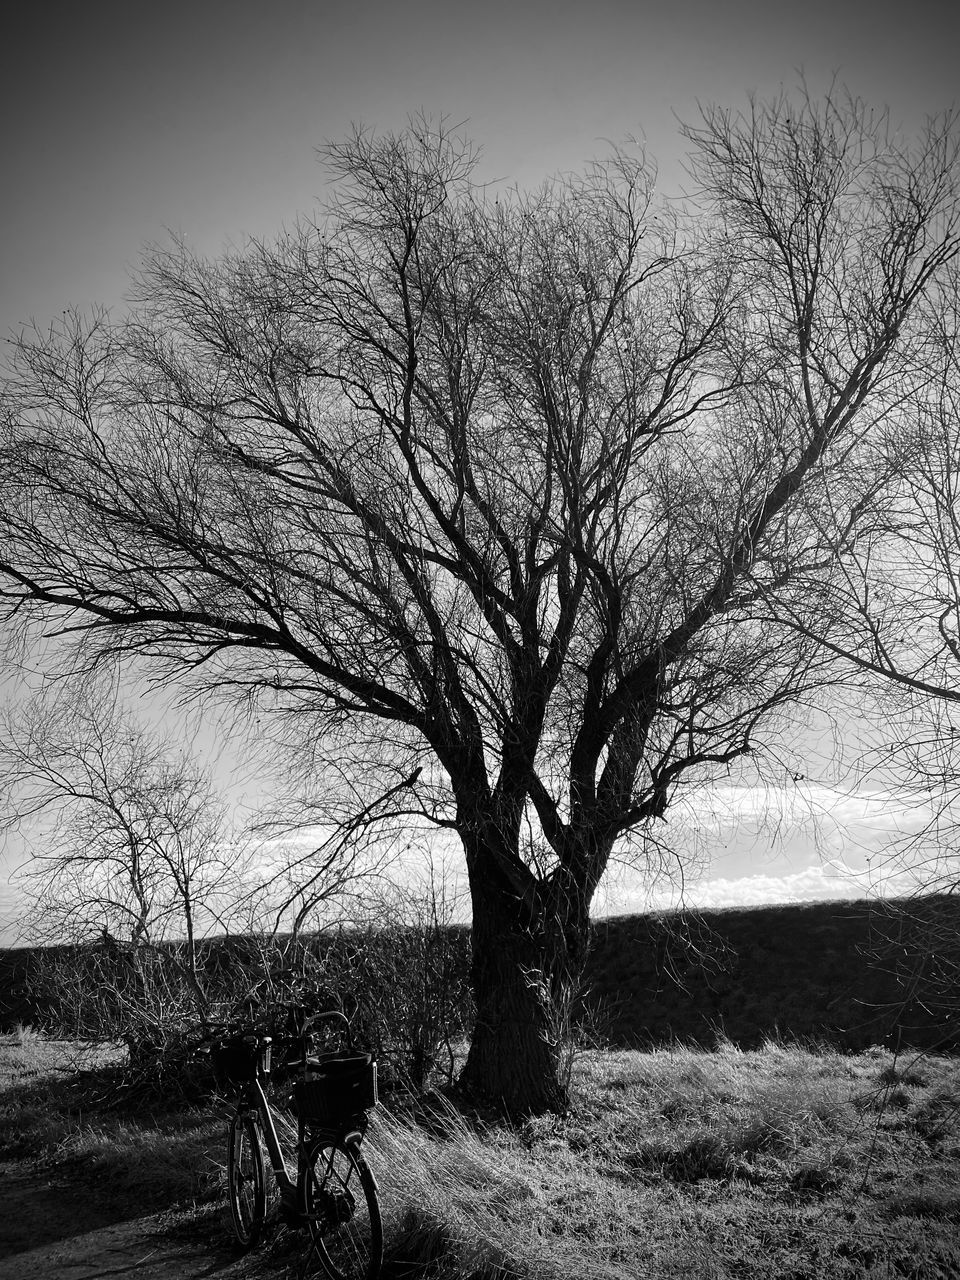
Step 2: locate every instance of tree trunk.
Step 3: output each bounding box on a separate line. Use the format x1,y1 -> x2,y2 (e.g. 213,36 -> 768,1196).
460,862 -> 590,1117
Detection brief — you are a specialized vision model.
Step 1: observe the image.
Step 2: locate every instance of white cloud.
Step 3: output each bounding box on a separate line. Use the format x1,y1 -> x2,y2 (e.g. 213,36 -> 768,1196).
0,881 -> 24,947
670,781 -> 934,839
595,852 -> 932,918
591,781 -> 949,917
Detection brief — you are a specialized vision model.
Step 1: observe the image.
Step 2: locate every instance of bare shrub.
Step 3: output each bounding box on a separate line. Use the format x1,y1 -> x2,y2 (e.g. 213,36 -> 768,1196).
312,879 -> 473,1091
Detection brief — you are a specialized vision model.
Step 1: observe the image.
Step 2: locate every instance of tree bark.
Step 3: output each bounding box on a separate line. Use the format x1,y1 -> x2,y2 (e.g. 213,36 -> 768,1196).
460,854 -> 590,1117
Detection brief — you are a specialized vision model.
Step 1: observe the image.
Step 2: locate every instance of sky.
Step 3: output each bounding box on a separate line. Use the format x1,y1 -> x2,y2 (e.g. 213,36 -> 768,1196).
1,0 -> 958,942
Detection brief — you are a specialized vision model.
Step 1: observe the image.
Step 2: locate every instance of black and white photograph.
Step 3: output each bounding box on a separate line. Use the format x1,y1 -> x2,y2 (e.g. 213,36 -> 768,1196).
1,2 -> 958,1276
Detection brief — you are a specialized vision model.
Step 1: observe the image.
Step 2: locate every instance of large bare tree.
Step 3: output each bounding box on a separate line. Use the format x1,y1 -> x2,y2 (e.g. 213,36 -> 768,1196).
2,94 -> 958,1112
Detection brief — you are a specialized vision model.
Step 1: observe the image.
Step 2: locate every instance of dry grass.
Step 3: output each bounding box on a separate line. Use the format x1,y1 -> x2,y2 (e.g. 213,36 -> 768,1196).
2,1033 -> 959,1277
360,1041 -> 960,1279
0,1025 -> 120,1083
0,1031 -> 222,1212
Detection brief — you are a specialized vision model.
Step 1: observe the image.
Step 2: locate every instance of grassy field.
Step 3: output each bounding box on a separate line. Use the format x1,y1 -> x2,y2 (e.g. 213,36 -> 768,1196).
363,1042 -> 960,1279
2,1029 -> 959,1278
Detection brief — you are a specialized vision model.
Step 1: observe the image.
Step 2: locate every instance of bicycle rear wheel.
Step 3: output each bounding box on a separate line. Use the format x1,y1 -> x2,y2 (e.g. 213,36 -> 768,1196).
301,1136 -> 383,1280
227,1108 -> 267,1249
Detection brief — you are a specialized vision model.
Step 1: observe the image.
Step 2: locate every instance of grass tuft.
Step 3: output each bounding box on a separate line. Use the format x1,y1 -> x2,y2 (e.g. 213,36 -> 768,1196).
883,1188 -> 960,1221
878,1059 -> 929,1088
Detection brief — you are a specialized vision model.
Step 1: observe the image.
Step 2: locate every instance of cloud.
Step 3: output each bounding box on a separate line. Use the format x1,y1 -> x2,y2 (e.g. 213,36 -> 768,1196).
596,853 -> 928,917
670,782 -> 934,837
0,882 -> 23,947
665,861 -> 871,909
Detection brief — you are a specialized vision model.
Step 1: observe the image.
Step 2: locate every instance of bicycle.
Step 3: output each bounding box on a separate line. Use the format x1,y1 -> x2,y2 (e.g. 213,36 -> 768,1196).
200,1010 -> 383,1280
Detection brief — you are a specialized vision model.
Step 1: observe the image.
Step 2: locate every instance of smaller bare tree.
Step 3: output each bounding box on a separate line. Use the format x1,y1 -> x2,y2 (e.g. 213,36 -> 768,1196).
0,680 -> 246,1047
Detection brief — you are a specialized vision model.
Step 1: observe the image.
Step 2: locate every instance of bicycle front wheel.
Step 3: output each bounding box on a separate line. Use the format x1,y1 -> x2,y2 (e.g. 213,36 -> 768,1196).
301,1137 -> 383,1280
227,1108 -> 267,1249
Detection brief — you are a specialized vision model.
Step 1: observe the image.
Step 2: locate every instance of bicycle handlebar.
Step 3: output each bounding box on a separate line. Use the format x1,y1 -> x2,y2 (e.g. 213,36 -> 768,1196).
190,1008 -> 354,1055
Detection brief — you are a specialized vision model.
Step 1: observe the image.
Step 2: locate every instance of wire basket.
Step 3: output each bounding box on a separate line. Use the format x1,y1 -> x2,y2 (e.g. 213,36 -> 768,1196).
211,1036 -> 267,1084
294,1054 -> 377,1125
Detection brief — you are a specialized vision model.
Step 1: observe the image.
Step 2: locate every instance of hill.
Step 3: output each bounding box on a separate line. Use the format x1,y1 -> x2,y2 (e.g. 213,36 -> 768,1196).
583,893 -> 959,1051
1,894 -> 956,1051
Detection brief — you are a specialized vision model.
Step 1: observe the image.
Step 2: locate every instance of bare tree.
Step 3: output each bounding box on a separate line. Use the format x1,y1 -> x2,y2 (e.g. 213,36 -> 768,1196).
0,682 -> 243,1015
768,255 -> 960,1043
767,246 -> 960,702
1,94 -> 958,1113
759,236 -> 960,855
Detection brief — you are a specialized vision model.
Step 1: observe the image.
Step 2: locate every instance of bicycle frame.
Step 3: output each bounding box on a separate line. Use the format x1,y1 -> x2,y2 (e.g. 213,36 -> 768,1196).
235,1013 -> 366,1211
240,1072 -> 299,1201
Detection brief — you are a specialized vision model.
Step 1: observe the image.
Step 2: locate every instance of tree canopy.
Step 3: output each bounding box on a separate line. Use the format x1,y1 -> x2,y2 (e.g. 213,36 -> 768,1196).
2,94 -> 959,1112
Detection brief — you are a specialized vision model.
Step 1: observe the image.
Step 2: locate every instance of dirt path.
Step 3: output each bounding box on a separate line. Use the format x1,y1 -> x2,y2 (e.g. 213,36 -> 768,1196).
0,1158 -> 257,1280
0,1039 -> 311,1279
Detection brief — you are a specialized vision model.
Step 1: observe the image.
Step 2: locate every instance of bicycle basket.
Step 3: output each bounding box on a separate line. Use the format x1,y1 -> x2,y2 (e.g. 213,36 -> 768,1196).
211,1036 -> 267,1084
294,1054 -> 377,1125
